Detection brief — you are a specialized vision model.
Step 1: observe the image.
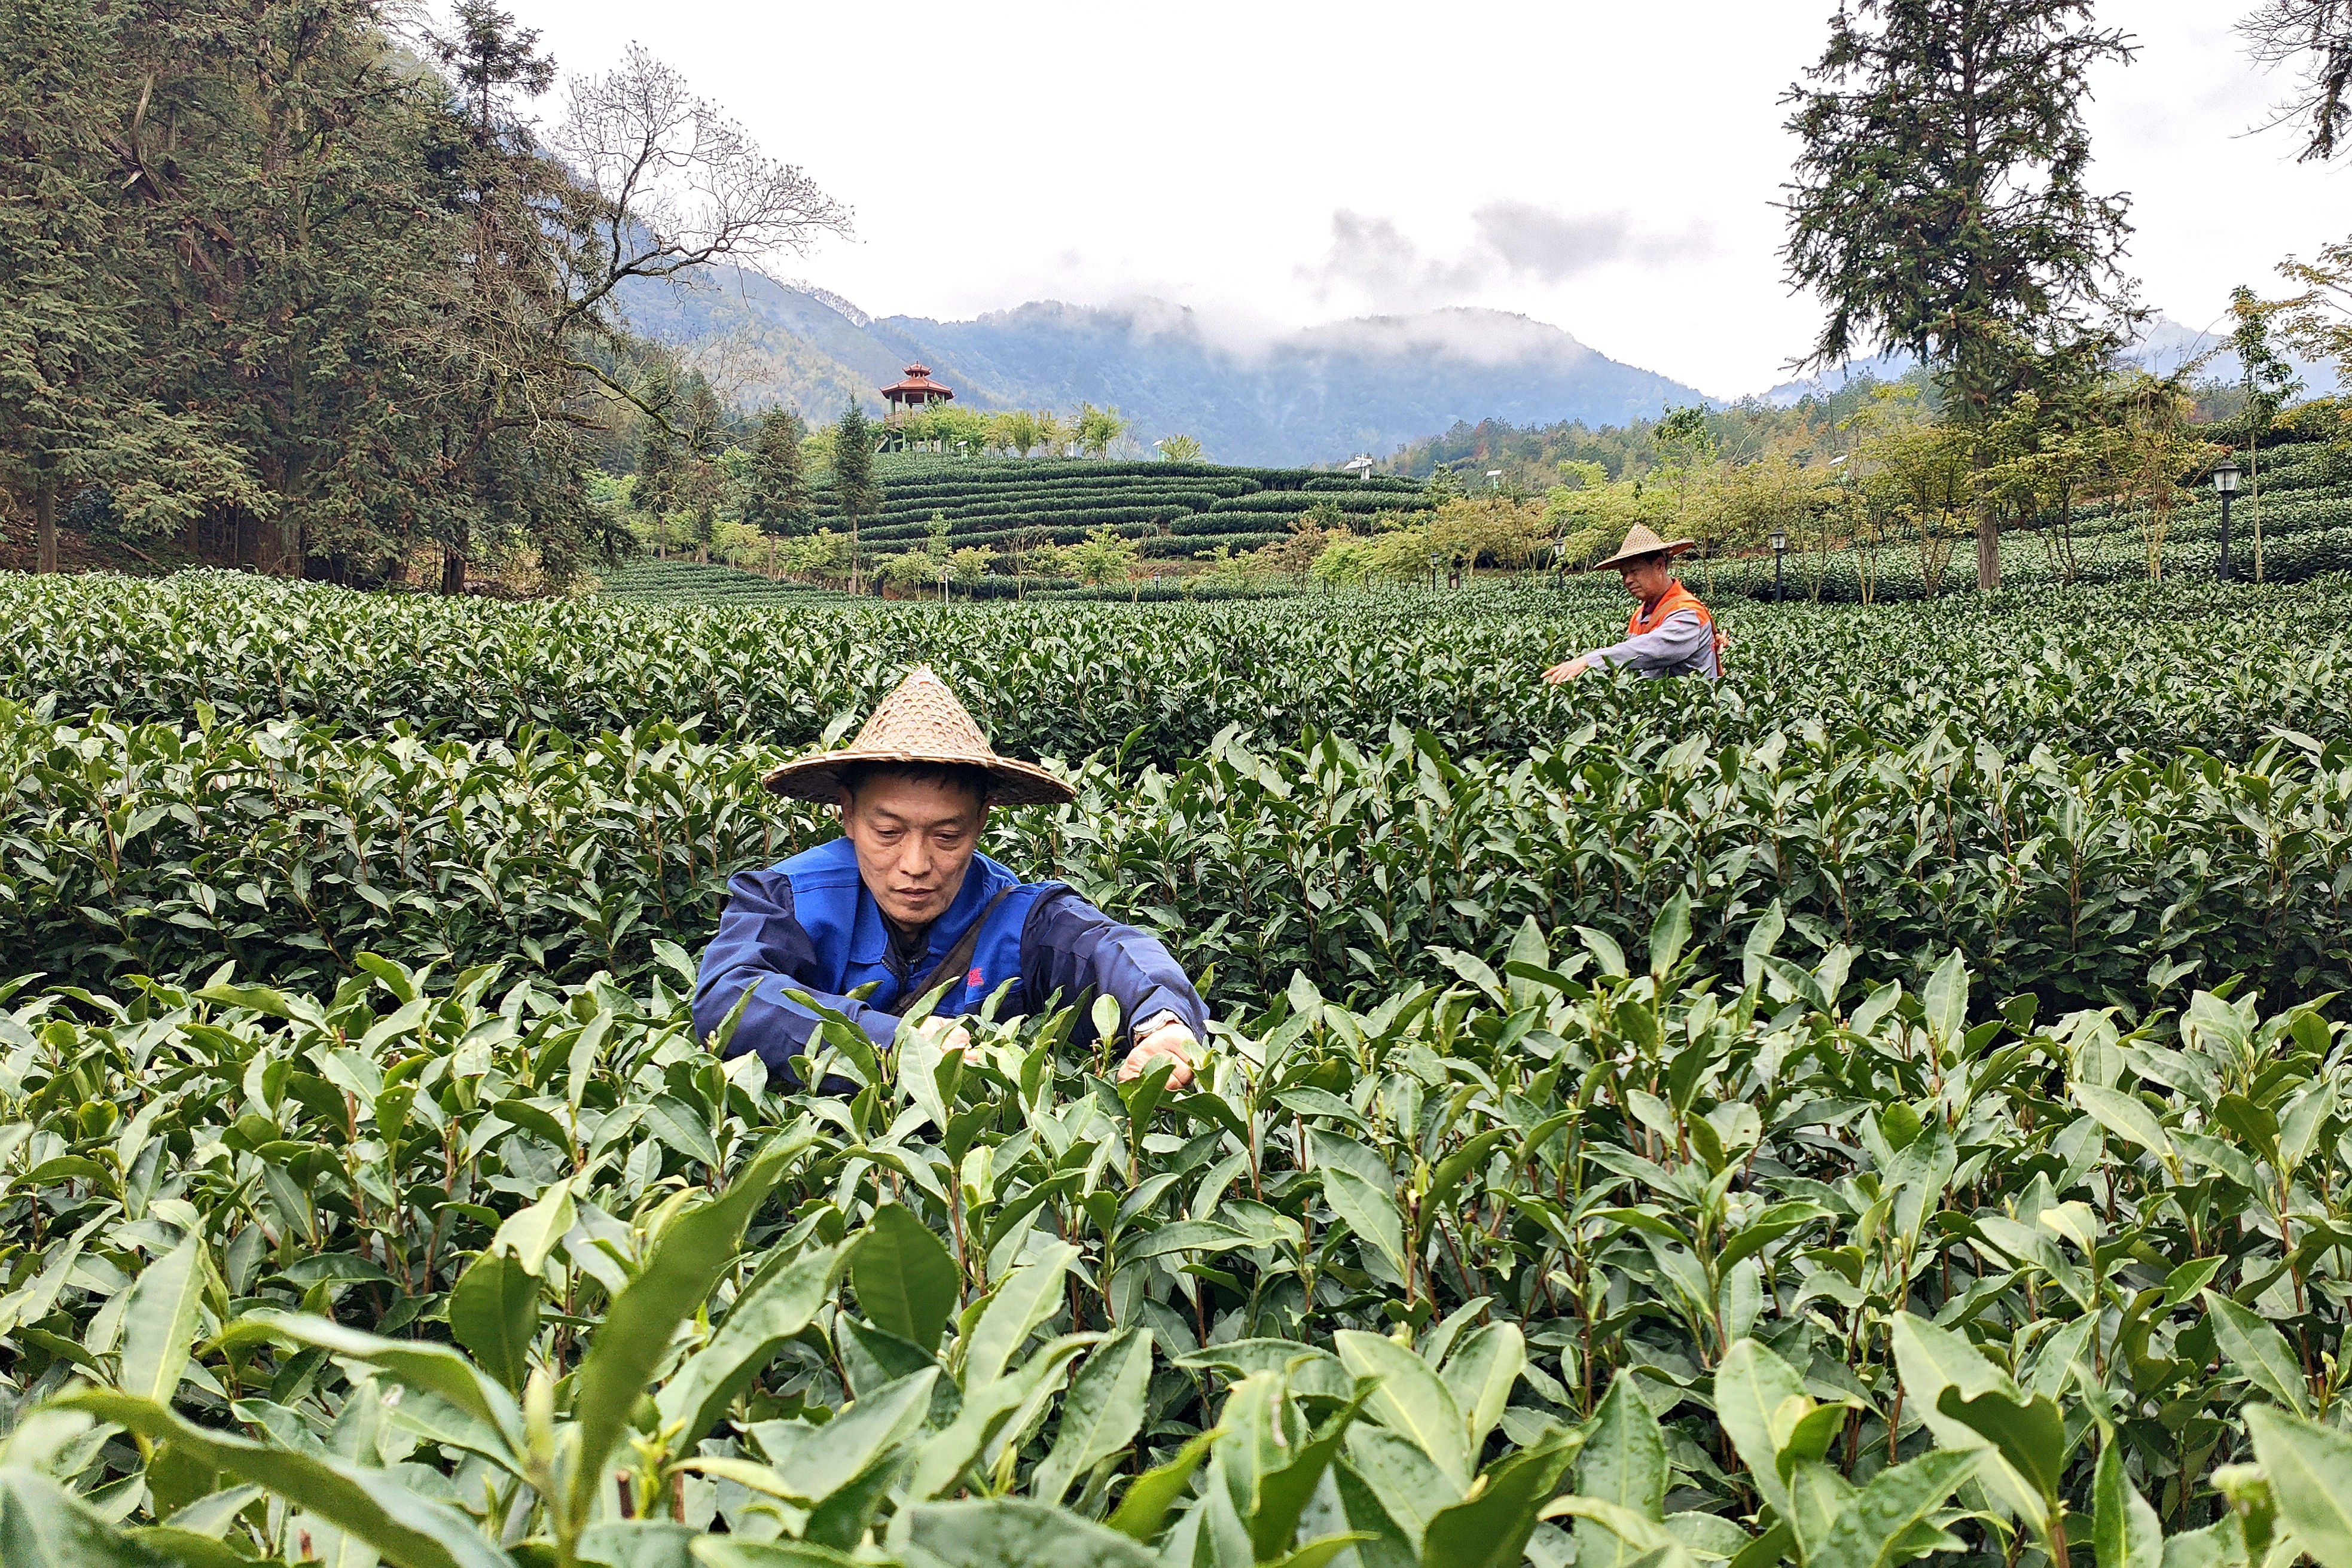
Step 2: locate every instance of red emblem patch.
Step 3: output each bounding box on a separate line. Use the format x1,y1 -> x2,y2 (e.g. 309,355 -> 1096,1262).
967,966 -> 984,987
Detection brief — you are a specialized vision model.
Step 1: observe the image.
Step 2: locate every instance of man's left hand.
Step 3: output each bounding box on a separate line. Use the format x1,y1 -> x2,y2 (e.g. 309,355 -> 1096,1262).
1118,1011 -> 1198,1090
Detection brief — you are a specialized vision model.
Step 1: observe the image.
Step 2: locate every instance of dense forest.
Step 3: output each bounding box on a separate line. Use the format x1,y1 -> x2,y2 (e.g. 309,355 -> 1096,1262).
0,0 -> 846,590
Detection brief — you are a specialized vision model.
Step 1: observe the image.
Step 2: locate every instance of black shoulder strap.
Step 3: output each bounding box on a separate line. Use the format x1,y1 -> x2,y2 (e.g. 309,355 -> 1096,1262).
905,886 -> 1018,1011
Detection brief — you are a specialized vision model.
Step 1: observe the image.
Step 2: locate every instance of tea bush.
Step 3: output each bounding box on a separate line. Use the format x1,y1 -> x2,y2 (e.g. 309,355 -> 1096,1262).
7,699 -> 2352,1013
10,572 -> 2352,768
2,920 -> 2348,1566
7,569 -> 2352,1566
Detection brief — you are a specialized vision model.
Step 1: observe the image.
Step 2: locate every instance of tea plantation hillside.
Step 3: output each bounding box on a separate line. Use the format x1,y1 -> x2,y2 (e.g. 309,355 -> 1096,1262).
819,455 -> 1429,559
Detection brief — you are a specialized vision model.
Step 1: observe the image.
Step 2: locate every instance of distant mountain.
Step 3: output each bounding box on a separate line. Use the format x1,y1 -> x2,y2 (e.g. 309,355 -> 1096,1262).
2127,314 -> 2337,393
619,270 -> 1707,466
1752,315 -> 2338,407
1756,353 -> 1914,408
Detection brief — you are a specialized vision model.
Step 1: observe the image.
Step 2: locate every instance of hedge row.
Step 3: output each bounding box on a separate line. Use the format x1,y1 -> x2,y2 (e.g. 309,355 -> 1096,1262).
846,484 -> 1261,521
1209,489 -> 1432,515
1139,532 -> 1288,557
854,474 -> 1261,505
856,493 -> 1234,529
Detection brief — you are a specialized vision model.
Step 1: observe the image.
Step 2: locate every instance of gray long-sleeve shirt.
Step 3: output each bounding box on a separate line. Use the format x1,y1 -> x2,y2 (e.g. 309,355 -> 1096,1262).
1585,608 -> 1720,679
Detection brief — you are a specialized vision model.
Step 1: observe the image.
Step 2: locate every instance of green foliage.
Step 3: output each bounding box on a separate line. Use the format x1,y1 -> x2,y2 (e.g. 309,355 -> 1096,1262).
0,0 -> 844,589
830,401 -> 883,545
16,516 -> 2352,1559
1,920 -> 2347,1563
16,572 -> 2352,1018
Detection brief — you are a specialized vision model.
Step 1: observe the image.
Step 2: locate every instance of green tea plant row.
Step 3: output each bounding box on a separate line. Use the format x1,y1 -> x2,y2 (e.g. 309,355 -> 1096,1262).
861,511 -> 1317,546
1139,532 -> 1290,558
11,573 -> 2352,770
1728,441 -> 2352,603
590,563 -> 862,608
4,918 -> 2350,1566
823,456 -> 1421,508
859,510 -> 1179,542
6,700 -> 2347,1018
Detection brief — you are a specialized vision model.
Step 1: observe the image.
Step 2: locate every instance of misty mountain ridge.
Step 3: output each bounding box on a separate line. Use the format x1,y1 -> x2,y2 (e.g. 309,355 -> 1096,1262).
621,269 -> 1704,466
624,270 -> 2335,466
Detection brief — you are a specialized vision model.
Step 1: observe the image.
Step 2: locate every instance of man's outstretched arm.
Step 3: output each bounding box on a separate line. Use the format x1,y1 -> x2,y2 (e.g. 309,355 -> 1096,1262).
694,870 -> 901,1081
1546,608 -> 1714,681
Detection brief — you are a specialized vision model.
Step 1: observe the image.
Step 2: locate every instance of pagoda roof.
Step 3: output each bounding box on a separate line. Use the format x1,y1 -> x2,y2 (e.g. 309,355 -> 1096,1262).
881,364 -> 954,401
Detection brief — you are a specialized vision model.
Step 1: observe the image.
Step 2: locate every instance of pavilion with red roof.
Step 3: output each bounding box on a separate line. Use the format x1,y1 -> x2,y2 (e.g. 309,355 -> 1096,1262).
880,364 -> 954,453
881,364 -> 953,420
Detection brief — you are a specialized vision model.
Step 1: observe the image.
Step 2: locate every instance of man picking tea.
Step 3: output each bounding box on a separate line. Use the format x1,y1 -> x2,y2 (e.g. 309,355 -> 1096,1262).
1542,523 -> 1725,682
694,667 -> 1207,1088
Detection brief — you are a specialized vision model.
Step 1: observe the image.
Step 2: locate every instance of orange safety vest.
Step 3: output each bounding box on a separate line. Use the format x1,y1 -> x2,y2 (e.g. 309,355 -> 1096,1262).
1627,581 -> 1720,676
1628,580 -> 1713,637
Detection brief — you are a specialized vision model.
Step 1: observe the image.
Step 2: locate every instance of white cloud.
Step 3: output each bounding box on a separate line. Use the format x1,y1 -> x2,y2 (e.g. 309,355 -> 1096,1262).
1299,205 -> 1715,312
481,0 -> 2352,401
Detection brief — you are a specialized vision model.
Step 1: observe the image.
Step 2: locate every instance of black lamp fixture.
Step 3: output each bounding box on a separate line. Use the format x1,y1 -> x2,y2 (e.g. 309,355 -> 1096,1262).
2214,460 -> 2242,582
1429,551 -> 1440,592
1770,529 -> 1789,603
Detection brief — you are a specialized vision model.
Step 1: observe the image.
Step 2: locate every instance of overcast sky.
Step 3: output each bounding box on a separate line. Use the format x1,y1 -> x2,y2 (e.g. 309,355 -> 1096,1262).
491,0 -> 2347,400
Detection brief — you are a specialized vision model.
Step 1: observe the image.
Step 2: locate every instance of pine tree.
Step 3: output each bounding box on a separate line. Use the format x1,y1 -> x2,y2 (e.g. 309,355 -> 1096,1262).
742,408 -> 810,542
832,400 -> 882,593
634,378 -> 681,560
1781,0 -> 2138,591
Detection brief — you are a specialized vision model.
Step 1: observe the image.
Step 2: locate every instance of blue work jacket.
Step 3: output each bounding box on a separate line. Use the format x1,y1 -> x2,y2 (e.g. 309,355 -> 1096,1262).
693,837 -> 1207,1082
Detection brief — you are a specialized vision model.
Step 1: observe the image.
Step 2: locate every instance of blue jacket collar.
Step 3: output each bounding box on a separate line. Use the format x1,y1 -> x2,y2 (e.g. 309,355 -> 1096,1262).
844,850 -> 1020,967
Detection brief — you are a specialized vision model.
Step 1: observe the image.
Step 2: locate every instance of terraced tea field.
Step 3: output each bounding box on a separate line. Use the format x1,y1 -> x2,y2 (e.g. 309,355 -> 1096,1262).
825,456 -> 1429,562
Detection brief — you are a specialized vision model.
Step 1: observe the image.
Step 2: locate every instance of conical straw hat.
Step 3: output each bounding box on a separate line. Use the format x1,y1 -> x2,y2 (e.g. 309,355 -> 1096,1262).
1592,523 -> 1696,572
762,667 -> 1076,807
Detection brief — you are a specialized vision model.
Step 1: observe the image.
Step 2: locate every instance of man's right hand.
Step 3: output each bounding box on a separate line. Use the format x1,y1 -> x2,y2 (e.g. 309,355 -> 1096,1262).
905,1013 -> 974,1063
1543,655 -> 1592,684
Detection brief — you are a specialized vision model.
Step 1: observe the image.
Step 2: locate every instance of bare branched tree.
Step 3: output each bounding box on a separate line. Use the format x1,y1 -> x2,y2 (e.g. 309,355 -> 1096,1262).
2240,1 -> 2352,161
552,45 -> 853,337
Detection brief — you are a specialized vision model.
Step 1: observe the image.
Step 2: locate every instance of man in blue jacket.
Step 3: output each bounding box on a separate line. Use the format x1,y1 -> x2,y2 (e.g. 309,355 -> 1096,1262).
694,667 -> 1207,1090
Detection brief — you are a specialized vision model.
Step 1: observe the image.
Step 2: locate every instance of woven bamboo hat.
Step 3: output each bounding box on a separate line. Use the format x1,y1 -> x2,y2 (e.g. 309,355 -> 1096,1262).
762,667 -> 1076,807
1593,523 -> 1696,572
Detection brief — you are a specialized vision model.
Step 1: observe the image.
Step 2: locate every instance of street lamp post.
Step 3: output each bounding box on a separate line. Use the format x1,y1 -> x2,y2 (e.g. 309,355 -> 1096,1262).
1429,552 -> 1440,593
1770,530 -> 1788,603
2214,460 -> 2241,581
939,565 -> 950,604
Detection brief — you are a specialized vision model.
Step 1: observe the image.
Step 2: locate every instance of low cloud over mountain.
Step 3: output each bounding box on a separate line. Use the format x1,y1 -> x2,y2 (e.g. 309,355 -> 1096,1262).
623,269 -> 1706,466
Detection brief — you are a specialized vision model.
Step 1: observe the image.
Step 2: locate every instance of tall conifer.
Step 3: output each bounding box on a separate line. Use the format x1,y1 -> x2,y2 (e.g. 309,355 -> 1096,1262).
1781,0 -> 2138,591
832,400 -> 882,593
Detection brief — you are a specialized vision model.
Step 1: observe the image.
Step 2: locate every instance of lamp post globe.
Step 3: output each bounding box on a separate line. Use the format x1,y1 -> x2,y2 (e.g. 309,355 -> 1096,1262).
2214,461 -> 2242,582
